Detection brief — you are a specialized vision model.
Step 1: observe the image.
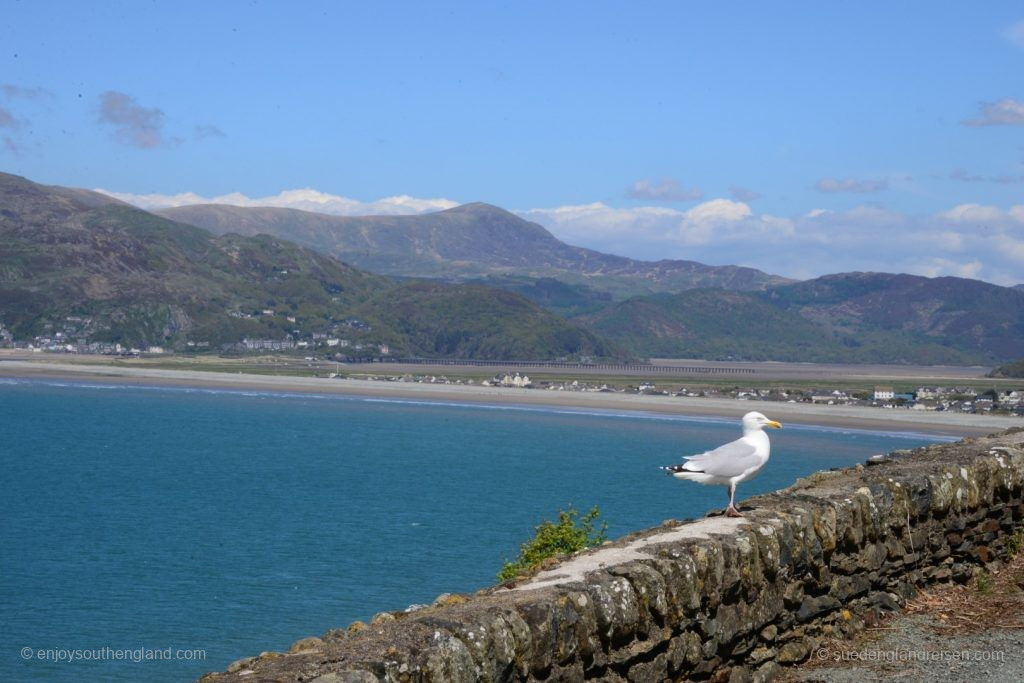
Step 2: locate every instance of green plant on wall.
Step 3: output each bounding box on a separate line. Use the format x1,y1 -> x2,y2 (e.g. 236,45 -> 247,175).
498,505 -> 608,582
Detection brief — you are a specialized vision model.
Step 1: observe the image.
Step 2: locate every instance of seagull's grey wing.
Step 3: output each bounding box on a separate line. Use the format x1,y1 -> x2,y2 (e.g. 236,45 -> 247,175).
683,439 -> 760,478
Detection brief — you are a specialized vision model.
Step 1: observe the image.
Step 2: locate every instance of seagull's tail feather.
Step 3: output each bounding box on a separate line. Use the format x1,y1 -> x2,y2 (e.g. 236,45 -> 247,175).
661,464 -> 717,484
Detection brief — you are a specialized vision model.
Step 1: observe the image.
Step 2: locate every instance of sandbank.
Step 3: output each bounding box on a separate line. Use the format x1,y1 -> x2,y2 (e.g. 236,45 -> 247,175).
1,358 -> 1019,438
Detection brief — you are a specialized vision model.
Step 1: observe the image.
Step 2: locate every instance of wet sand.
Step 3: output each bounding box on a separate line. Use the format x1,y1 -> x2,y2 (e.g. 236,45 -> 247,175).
1,359 -> 1018,437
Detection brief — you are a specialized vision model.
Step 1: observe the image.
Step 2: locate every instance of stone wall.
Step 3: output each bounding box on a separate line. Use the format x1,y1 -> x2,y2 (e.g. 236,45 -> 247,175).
202,429 -> 1024,682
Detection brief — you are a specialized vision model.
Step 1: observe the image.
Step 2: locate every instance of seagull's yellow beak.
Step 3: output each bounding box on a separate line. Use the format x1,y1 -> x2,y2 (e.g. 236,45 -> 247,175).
766,420 -> 782,429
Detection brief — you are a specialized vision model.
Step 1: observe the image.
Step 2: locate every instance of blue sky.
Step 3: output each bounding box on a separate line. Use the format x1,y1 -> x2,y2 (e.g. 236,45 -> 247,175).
2,1 -> 1023,284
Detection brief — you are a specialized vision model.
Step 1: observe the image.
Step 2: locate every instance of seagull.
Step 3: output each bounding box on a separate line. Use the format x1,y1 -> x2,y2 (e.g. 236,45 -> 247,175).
661,411 -> 782,517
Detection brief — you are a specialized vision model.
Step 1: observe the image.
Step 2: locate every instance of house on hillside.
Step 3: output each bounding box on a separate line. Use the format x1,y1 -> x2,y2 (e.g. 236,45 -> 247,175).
242,338 -> 296,351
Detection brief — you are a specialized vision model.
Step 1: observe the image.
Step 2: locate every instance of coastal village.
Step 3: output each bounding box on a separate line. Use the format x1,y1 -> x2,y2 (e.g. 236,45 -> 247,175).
3,320 -> 1021,417
329,371 -> 1024,417
0,317 -> 390,358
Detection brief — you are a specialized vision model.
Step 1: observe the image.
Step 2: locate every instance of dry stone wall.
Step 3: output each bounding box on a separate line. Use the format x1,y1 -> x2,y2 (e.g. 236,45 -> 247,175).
202,429 -> 1024,683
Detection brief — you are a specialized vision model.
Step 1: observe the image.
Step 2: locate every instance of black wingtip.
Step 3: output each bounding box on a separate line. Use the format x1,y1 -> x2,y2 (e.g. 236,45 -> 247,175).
662,464 -> 703,475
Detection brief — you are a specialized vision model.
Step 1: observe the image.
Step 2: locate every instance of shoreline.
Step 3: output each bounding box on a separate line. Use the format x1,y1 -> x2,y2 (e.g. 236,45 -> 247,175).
1,359 -> 1018,437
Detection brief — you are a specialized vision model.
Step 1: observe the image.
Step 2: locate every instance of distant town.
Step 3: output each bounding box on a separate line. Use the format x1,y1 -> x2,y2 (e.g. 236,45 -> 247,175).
327,371 -> 1024,418
3,319 -> 1021,418
0,316 -> 389,358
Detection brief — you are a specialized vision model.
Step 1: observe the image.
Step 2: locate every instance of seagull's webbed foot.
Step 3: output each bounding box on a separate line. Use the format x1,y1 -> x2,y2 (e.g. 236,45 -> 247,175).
725,505 -> 744,518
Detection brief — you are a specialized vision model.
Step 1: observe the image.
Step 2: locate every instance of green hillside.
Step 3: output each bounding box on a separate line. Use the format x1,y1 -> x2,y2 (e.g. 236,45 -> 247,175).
0,172 -> 620,360
357,281 -> 620,360
466,275 -> 613,318
578,289 -> 846,361
0,172 -> 383,347
578,279 -> 1024,364
767,273 -> 1024,362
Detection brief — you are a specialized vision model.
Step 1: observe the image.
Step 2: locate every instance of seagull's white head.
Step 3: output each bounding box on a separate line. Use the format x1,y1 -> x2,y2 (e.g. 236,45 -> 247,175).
742,411 -> 783,434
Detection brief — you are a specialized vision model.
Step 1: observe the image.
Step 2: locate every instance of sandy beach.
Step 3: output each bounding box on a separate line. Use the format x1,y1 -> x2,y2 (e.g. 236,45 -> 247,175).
1,358 -> 1018,437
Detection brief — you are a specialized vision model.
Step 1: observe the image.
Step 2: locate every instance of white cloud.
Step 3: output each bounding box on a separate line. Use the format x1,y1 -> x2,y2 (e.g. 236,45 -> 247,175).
95,187 -> 459,216
684,198 -> 751,224
522,199 -> 792,254
931,231 -> 965,251
941,203 -> 1012,224
993,233 -> 1024,265
916,258 -> 983,279
961,98 -> 1024,127
521,199 -> 1024,285
674,199 -> 758,245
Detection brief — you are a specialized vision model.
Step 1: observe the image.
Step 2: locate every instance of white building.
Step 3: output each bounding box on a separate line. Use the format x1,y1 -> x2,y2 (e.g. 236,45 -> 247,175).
873,386 -> 895,401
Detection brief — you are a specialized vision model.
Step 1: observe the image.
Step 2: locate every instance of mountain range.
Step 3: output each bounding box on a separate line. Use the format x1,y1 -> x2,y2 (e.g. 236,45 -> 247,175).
3,170 -> 1023,365
157,203 -> 791,298
582,274 -> 1024,364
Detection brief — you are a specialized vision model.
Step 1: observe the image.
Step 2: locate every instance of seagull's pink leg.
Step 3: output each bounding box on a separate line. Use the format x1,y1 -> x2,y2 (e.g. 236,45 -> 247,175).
725,481 -> 743,517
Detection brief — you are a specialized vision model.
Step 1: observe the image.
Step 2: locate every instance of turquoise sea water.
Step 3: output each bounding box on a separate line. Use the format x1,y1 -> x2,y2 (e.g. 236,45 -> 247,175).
0,379 -> 950,682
